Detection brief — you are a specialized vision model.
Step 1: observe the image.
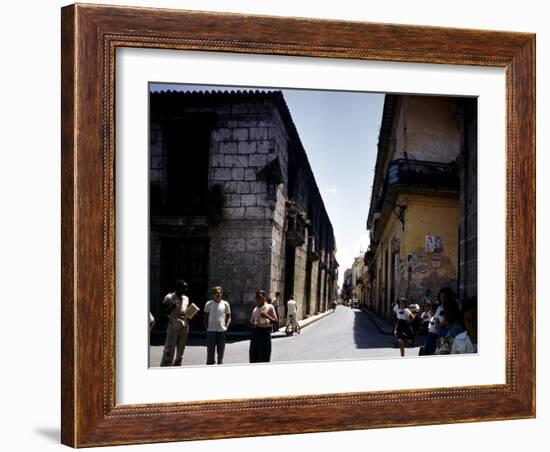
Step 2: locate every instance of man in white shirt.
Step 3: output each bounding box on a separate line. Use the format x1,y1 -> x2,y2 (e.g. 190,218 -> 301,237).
204,286 -> 231,365
160,280 -> 190,366
451,297 -> 477,354
285,295 -> 299,334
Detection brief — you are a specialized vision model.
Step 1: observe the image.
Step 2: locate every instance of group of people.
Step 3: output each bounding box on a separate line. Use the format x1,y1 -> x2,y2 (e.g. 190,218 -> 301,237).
157,280 -> 300,367
392,288 -> 478,357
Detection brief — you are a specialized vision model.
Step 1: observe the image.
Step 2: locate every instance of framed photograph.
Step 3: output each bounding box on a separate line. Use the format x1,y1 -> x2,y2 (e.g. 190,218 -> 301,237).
61,3 -> 535,447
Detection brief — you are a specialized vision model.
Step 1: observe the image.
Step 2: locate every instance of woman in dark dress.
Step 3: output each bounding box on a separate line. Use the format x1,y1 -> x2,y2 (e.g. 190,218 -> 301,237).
394,297 -> 415,357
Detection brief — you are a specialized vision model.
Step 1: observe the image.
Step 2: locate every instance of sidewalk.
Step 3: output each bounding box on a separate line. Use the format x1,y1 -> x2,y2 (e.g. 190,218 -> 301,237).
362,308 -> 395,336
272,309 -> 335,338
150,309 -> 335,343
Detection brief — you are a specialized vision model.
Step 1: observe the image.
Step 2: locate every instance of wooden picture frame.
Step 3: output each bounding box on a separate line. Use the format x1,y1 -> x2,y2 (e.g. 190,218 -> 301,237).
61,3 -> 535,447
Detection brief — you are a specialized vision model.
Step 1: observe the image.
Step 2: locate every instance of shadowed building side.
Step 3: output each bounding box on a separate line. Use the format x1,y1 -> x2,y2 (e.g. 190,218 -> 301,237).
149,90 -> 338,331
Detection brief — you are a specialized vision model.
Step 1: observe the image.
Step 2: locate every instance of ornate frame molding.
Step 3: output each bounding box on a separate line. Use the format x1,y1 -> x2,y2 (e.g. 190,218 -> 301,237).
61,4 -> 535,447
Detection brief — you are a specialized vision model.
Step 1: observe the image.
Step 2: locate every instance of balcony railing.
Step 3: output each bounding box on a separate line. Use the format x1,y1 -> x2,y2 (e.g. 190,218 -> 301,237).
387,158 -> 459,190
374,158 -> 459,214
364,250 -> 375,265
286,214 -> 307,247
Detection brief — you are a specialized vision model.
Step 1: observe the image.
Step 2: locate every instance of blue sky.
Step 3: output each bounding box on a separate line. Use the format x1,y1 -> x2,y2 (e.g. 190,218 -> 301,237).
151,83 -> 385,286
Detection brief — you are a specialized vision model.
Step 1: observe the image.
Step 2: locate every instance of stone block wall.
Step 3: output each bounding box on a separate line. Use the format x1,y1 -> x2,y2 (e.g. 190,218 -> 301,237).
269,186 -> 287,303
150,90 -> 338,328
293,244 -> 308,315
149,120 -> 168,208
207,100 -> 280,326
149,229 -> 162,320
149,121 -> 166,319
208,220 -> 273,326
309,261 -> 320,315
269,108 -> 319,319
270,106 -> 337,319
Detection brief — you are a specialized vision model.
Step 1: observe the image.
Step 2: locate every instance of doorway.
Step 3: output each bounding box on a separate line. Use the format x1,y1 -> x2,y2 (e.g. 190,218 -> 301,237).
160,237 -> 210,330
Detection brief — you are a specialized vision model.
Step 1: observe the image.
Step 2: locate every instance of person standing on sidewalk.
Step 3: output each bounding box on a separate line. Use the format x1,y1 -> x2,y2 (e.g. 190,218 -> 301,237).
420,301 -> 437,355
285,295 -> 300,335
394,297 -> 415,357
249,290 -> 277,363
271,292 -> 281,332
160,280 -> 190,366
204,286 -> 231,365
451,297 -> 477,354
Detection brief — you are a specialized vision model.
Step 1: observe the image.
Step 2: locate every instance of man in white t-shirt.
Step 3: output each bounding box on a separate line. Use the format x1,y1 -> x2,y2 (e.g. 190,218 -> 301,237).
203,286 -> 231,365
451,297 -> 477,354
286,295 -> 299,334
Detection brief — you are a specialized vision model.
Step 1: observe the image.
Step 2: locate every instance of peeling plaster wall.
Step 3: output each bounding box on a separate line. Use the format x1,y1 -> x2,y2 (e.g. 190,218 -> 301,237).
374,193 -> 459,318
393,96 -> 462,163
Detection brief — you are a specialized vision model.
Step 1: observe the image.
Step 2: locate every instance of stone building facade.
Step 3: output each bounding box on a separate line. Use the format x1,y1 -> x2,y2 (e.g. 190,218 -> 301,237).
149,90 -> 338,330
365,95 -> 477,317
457,99 -> 478,301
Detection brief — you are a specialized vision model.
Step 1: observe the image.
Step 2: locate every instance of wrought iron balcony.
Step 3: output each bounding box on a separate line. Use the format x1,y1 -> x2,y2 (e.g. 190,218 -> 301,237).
286,213 -> 307,247
370,158 -> 459,242
387,158 -> 459,191
374,158 -> 459,214
364,250 -> 375,265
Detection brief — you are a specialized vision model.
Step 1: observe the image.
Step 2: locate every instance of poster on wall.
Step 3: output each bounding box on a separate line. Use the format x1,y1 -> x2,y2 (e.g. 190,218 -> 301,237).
425,235 -> 443,253
414,253 -> 428,274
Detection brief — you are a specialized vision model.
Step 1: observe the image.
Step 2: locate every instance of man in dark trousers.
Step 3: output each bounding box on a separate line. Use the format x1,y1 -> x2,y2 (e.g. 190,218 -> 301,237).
249,290 -> 277,363
204,286 -> 232,365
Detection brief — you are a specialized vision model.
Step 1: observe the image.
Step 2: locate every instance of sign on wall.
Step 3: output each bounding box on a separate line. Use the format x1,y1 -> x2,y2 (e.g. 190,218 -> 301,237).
413,253 -> 428,274
431,254 -> 441,268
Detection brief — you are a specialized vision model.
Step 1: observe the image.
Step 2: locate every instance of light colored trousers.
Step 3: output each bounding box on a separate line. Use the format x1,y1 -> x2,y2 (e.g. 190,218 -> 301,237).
160,321 -> 189,366
286,314 -> 298,329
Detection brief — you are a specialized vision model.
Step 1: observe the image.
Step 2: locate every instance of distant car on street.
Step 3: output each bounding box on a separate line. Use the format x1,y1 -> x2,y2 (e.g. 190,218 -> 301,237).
351,299 -> 359,308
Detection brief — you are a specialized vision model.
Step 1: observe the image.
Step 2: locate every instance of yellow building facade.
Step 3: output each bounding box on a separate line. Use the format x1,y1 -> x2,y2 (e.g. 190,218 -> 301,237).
371,194 -> 459,316
366,95 -> 471,317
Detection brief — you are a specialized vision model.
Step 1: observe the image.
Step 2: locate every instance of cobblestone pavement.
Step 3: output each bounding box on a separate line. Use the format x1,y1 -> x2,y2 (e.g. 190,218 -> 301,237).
149,305 -> 420,367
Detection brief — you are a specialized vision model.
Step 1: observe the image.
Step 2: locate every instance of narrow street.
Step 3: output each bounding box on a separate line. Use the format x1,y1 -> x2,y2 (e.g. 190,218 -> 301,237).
149,305 -> 420,367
